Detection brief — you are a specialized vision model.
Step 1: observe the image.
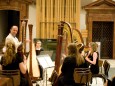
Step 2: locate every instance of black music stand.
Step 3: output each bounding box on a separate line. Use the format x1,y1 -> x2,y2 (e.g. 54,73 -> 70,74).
36,54 -> 54,86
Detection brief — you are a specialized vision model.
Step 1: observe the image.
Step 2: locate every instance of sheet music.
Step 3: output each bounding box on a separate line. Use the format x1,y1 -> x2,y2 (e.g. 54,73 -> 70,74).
37,54 -> 54,69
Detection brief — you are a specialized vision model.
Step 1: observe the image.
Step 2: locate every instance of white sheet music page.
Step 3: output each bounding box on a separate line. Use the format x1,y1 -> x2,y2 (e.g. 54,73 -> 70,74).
37,54 -> 54,69
44,54 -> 54,68
37,55 -> 49,69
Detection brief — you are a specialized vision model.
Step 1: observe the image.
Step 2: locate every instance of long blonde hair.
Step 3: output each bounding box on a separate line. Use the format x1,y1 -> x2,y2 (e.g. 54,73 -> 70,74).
89,42 -> 98,53
3,40 -> 16,66
76,43 -> 85,66
67,43 -> 85,66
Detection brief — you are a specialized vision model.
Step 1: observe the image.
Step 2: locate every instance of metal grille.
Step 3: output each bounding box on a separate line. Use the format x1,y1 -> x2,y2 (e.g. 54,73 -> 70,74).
92,21 -> 113,59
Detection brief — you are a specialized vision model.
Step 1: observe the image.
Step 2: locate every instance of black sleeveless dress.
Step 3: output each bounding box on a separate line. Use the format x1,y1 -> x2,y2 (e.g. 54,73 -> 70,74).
88,51 -> 99,74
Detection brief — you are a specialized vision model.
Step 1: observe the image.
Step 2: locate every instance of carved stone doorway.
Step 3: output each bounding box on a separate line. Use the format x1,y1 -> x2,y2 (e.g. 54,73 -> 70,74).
92,21 -> 113,59
84,0 -> 115,59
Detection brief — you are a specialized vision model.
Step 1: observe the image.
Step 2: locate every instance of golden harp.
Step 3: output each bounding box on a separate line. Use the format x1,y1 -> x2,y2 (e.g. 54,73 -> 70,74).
49,21 -> 84,86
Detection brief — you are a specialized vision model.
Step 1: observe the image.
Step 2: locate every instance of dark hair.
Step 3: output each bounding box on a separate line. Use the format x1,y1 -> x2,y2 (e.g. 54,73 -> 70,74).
17,43 -> 23,52
67,43 -> 77,56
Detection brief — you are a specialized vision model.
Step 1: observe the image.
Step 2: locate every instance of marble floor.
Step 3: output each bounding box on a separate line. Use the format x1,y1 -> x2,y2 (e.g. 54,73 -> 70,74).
33,59 -> 115,86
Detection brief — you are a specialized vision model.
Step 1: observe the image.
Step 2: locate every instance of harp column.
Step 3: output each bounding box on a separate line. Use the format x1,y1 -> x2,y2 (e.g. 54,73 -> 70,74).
28,24 -> 33,78
20,19 -> 28,52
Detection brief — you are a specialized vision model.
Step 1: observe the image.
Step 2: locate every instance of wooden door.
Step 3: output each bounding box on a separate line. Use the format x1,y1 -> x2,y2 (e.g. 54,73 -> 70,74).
92,21 -> 113,59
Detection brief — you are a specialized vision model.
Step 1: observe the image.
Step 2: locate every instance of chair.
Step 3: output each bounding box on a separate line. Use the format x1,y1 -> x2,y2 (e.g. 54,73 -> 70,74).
98,59 -> 103,73
74,68 -> 92,86
49,70 -> 59,86
103,60 -> 110,78
0,70 -> 20,86
91,60 -> 110,84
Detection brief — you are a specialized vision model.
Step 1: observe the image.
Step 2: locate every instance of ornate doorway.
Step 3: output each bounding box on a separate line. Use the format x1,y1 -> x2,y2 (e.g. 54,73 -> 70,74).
84,0 -> 115,59
92,21 -> 113,59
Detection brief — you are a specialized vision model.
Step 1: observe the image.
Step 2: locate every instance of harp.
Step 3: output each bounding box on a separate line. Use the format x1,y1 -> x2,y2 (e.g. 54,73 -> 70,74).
55,21 -> 84,74
55,21 -> 72,74
20,20 -> 33,86
20,19 -> 40,79
50,21 -> 84,85
27,24 -> 40,81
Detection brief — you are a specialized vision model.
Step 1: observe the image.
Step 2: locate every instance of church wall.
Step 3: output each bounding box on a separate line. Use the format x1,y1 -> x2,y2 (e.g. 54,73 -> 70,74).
80,0 -> 96,30
26,4 -> 36,52
80,0 -> 94,44
27,4 -> 36,39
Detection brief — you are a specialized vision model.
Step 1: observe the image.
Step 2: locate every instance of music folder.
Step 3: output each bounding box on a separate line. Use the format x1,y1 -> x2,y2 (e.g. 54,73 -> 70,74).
36,54 -> 55,69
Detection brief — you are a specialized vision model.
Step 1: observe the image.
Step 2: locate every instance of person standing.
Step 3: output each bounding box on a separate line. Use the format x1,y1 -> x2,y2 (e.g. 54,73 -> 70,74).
3,25 -> 21,53
85,42 -> 99,74
3,25 -> 30,53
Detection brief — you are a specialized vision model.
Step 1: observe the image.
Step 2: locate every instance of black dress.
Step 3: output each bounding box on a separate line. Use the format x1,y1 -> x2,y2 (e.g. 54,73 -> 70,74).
16,52 -> 29,86
36,48 -> 44,56
88,51 -> 99,74
57,56 -> 88,86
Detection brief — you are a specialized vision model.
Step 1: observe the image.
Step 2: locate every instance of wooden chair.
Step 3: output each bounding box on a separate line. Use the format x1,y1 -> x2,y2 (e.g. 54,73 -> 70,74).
74,68 -> 92,86
0,70 -> 20,86
91,60 -> 110,84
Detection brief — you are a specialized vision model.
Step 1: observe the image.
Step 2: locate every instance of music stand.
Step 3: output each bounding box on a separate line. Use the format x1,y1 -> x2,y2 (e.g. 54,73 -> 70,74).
36,54 -> 54,86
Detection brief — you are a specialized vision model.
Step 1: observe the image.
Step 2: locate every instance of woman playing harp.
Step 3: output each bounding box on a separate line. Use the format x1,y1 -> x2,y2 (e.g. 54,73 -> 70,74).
49,21 -> 73,85
20,21 -> 39,83
57,43 -> 88,86
49,21 -> 85,86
